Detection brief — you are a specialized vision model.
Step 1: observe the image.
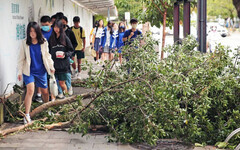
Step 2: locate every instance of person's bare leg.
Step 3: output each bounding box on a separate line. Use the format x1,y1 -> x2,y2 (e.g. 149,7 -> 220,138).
37,87 -> 41,95
40,88 -> 49,103
59,81 -> 68,93
110,53 -> 114,61
109,53 -> 111,60
25,83 -> 34,114
101,53 -> 105,61
51,94 -> 55,101
72,56 -> 76,70
103,53 -> 109,62
77,59 -> 81,73
106,53 -> 110,61
96,52 -> 99,60
119,54 -> 122,64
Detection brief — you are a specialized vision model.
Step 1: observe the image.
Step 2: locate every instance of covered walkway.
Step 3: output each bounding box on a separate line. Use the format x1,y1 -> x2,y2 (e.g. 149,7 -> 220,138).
0,0 -> 117,96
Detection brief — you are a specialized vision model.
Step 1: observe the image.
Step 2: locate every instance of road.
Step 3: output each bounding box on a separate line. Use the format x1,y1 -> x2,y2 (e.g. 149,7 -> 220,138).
157,31 -> 240,59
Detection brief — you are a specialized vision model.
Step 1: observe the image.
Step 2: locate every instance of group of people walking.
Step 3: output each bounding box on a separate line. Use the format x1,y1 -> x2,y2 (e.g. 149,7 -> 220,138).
17,11 -> 142,124
90,18 -> 142,65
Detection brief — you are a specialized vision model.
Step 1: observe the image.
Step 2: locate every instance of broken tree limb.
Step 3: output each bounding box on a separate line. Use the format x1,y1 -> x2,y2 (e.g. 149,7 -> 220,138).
30,74 -> 145,119
0,75 -> 146,137
0,117 -> 47,136
33,76 -> 145,131
44,121 -> 71,130
30,93 -> 92,118
70,75 -> 144,124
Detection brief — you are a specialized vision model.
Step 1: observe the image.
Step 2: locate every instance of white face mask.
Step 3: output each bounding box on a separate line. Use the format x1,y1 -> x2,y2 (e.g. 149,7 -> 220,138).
132,24 -> 137,29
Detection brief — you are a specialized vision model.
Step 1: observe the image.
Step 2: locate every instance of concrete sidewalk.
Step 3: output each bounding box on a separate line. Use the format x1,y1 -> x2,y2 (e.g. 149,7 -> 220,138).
0,130 -> 217,150
0,130 -> 137,150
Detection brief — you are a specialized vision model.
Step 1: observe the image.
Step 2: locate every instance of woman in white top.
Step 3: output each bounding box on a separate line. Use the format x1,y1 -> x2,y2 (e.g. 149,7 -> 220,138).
17,22 -> 55,124
101,21 -> 113,62
109,23 -> 119,61
92,19 -> 104,62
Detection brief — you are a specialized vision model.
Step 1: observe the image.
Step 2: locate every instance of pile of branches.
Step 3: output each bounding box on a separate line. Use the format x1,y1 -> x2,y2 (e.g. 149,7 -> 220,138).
1,35 -> 240,149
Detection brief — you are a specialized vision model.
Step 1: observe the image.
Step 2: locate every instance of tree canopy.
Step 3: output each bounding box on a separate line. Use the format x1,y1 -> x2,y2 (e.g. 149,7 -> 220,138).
208,0 -> 237,19
115,0 -> 144,21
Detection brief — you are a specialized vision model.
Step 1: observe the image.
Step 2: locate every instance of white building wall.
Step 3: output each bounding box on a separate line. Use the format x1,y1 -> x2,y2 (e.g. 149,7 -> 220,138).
0,0 -> 93,95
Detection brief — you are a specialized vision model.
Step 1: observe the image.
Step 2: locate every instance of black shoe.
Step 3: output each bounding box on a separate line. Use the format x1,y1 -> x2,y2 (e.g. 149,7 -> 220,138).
34,95 -> 43,103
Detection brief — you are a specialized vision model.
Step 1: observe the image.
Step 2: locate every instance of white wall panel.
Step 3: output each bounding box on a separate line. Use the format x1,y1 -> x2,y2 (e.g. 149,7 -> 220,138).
0,0 -> 93,95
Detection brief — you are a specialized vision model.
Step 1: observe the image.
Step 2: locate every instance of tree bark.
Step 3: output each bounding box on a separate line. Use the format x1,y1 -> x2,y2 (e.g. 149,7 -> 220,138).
0,118 -> 47,136
233,0 -> 240,18
161,8 -> 167,60
30,93 -> 92,118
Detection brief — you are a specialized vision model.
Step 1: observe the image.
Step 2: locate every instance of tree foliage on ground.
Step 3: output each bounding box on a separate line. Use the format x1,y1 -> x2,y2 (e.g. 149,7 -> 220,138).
208,0 -> 237,19
3,34 -> 240,149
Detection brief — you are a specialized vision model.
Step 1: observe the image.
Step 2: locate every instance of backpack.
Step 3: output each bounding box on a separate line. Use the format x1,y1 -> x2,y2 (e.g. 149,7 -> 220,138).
71,26 -> 83,39
95,27 -> 106,37
95,27 -> 98,36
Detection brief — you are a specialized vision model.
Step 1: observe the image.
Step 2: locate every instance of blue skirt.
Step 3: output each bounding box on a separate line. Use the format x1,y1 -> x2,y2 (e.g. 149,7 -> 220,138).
94,38 -> 101,52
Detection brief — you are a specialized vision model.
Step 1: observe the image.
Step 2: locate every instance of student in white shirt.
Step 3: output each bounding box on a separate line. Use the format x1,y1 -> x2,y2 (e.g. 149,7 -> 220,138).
92,19 -> 104,62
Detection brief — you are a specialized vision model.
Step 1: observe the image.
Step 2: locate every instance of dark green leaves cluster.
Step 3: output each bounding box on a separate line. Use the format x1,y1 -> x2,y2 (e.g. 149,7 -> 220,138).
78,34 -> 240,147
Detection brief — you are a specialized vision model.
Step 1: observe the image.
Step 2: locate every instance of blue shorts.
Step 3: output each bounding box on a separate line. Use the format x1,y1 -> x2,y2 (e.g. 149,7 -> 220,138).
23,73 -> 48,89
118,48 -> 122,54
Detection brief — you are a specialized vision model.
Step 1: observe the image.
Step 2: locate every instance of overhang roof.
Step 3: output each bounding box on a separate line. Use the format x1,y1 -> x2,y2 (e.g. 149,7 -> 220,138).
72,0 -> 118,17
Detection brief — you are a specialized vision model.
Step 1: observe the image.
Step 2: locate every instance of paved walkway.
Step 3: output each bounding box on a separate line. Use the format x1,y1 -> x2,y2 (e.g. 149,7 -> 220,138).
0,130 -> 136,150
0,130 -> 217,150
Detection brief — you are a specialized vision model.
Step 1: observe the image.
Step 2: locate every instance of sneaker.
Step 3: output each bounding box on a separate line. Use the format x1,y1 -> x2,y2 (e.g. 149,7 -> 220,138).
56,93 -> 65,99
115,63 -> 120,67
34,95 -> 43,103
72,70 -> 78,78
68,86 -> 73,96
97,60 -> 101,64
23,115 -> 31,124
77,73 -> 81,80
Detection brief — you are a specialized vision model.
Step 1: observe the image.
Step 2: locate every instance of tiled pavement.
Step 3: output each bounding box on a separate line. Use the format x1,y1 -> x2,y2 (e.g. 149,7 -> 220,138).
0,130 -> 137,150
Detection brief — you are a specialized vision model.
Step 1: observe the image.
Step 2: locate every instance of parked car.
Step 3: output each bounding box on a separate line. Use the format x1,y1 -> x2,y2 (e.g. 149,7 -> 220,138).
207,22 -> 228,37
217,26 -> 228,37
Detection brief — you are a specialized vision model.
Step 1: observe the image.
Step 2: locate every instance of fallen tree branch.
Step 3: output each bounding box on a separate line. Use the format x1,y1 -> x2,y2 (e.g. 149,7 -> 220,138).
30,74 -> 145,119
1,75 -> 146,137
70,75 -> 145,124
0,117 -> 47,136
30,93 -> 90,118
44,121 -> 71,130
29,89 -> 123,118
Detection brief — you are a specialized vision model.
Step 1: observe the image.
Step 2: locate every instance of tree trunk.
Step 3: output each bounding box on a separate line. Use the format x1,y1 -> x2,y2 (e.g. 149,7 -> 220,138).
161,9 -> 167,60
233,0 -> 240,18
